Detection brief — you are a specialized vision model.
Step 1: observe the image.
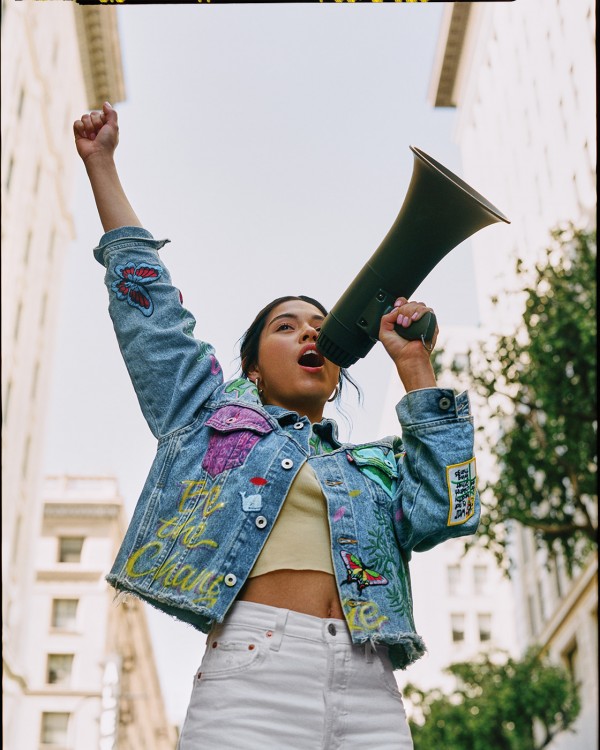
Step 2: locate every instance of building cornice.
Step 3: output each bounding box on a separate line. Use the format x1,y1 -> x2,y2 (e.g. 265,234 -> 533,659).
428,2 -> 472,108
44,503 -> 121,519
538,554 -> 598,651
74,5 -> 126,110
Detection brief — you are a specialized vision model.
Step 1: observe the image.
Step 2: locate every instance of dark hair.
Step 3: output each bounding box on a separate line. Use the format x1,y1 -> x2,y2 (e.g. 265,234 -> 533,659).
239,295 -> 362,410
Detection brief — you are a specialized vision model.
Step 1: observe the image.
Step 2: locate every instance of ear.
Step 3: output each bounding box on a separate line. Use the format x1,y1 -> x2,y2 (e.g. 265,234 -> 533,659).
246,364 -> 260,383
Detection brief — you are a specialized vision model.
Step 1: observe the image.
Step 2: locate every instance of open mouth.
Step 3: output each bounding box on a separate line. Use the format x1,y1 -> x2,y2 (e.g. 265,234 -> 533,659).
298,347 -> 325,369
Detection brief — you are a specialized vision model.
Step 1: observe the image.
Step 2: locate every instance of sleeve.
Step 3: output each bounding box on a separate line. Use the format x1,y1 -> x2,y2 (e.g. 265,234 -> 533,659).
393,387 -> 480,554
94,226 -> 223,439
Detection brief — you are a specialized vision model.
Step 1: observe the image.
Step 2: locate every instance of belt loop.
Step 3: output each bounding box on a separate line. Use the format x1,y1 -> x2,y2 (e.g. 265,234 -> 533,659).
268,609 -> 289,652
365,642 -> 374,663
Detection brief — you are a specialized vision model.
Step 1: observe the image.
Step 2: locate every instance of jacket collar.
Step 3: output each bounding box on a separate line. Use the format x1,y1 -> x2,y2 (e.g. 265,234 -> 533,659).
263,404 -> 342,449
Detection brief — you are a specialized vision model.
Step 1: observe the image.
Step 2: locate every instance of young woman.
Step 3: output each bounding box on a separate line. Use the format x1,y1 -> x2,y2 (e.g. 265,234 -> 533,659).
74,103 -> 480,750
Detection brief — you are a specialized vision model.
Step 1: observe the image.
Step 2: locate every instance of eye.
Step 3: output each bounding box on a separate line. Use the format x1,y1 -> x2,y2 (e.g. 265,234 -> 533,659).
276,323 -> 293,331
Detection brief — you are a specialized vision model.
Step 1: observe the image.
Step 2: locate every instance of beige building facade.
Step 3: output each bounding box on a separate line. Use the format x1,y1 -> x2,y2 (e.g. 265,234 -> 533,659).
4,475 -> 177,750
1,0 -> 125,739
429,2 -> 597,748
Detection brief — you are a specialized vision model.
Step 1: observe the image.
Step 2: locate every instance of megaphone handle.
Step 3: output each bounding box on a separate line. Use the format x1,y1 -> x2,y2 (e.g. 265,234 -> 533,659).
393,311 -> 437,343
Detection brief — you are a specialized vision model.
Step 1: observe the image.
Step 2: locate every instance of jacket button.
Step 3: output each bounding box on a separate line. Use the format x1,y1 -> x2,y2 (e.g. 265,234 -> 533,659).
255,516 -> 268,529
281,458 -> 294,470
438,396 -> 452,410
224,573 -> 237,587
293,422 -> 304,430
225,417 -> 237,424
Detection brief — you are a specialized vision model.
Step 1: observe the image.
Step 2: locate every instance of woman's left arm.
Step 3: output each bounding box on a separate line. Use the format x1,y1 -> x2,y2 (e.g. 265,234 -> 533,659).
378,296 -> 438,393
379,298 -> 480,553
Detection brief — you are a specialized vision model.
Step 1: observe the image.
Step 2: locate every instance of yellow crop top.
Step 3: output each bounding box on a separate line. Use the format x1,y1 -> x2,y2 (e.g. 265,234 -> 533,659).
249,461 -> 334,578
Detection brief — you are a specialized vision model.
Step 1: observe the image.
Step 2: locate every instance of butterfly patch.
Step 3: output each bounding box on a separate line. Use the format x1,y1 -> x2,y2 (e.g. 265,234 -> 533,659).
111,262 -> 163,316
340,550 -> 388,593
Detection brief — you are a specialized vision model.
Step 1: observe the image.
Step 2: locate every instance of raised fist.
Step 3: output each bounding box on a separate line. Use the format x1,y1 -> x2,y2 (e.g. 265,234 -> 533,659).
73,101 -> 119,163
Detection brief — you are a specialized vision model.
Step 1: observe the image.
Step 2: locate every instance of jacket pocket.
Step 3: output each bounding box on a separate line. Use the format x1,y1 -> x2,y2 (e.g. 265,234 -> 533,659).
202,405 -> 274,477
348,445 -> 399,499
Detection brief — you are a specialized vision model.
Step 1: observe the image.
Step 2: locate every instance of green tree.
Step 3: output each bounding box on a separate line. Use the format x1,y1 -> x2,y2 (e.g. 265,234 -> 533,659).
439,224 -> 597,572
404,648 -> 581,750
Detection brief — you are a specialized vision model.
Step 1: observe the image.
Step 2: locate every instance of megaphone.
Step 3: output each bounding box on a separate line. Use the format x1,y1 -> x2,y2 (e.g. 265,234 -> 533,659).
316,146 -> 510,368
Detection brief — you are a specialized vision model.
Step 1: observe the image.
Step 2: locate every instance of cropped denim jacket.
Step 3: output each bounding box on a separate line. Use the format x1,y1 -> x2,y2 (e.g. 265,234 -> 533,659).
95,226 -> 480,670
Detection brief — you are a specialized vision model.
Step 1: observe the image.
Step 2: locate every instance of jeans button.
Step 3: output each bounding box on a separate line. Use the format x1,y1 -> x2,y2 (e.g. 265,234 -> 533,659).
328,623 -> 337,636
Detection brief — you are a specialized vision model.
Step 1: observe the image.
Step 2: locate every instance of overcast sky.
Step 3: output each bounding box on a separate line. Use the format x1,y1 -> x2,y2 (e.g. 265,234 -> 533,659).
42,4 -> 480,727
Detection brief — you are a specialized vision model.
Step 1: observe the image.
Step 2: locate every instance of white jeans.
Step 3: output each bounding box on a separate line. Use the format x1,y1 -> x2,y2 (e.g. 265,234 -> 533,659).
177,600 -> 414,750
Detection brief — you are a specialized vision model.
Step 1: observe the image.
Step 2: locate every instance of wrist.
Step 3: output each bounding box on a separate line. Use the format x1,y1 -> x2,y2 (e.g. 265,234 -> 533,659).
395,356 -> 437,392
83,150 -> 117,172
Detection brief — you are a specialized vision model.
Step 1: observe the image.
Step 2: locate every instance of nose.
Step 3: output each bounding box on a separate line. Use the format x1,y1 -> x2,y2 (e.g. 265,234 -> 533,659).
300,323 -> 319,341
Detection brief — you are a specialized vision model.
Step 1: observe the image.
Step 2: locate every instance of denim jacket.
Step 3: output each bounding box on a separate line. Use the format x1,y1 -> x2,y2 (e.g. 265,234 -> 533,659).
95,226 -> 479,670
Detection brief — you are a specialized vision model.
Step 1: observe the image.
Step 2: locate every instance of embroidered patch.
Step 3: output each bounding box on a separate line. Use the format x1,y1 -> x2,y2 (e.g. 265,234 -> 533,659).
240,491 -> 262,511
202,406 -> 273,477
446,458 -> 477,526
340,551 -> 389,593
349,447 -> 397,498
111,262 -> 162,316
224,378 -> 259,400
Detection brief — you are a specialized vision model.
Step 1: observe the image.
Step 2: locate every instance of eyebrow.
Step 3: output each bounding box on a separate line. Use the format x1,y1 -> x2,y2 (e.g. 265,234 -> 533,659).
267,312 -> 325,328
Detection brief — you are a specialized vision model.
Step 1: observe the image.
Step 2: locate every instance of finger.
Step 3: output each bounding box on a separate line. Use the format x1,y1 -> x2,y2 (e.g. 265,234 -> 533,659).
90,110 -> 105,131
395,302 -> 433,329
81,113 -> 94,137
103,101 -> 118,126
73,119 -> 86,139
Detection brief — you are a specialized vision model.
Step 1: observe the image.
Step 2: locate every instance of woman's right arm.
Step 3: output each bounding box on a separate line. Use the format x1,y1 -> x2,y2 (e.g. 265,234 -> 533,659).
74,104 -> 224,438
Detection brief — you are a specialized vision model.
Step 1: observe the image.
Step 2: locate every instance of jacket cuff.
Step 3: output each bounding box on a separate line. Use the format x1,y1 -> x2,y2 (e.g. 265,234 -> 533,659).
93,226 -> 170,267
396,388 -> 471,426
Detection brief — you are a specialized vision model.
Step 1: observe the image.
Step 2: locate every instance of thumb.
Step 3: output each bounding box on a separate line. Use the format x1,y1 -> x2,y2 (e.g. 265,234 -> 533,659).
103,101 -> 118,127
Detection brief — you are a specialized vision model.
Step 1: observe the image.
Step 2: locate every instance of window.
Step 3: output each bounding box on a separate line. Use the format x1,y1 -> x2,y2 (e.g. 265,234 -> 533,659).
31,362 -> 40,402
40,293 -> 48,326
13,300 -> 22,341
3,380 -> 12,426
478,613 -> 492,642
563,639 -> 579,683
58,537 -> 84,563
47,654 -> 74,685
447,565 -> 460,596
21,435 -> 31,479
473,565 -> 487,595
5,155 -> 14,191
51,599 -> 78,630
527,593 -> 538,638
40,712 -> 69,745
33,162 -> 41,194
17,86 -> 25,119
451,613 -> 465,644
24,230 -> 32,267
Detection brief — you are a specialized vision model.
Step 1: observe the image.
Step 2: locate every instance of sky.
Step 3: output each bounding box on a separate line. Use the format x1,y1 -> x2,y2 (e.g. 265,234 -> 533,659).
42,3 -> 480,728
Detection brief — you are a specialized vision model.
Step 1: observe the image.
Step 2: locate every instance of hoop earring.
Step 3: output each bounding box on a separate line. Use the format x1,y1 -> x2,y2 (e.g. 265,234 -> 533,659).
327,385 -> 339,403
254,378 -> 264,396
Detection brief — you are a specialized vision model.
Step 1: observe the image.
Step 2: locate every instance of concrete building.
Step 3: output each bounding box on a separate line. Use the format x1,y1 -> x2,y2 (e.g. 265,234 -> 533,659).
1,0 -> 125,731
4,475 -> 177,750
428,2 -> 597,748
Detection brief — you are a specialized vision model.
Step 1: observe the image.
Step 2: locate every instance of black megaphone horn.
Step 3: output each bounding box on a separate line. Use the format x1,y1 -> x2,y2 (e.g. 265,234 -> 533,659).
316,145 -> 510,368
